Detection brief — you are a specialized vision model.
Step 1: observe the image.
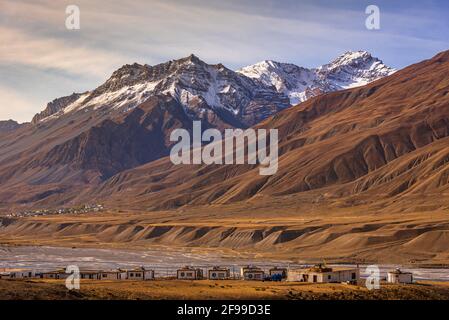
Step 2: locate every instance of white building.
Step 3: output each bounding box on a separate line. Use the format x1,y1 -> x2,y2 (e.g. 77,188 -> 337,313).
0,269 -> 36,279
241,266 -> 265,281
99,270 -> 127,280
387,269 -> 413,284
79,270 -> 101,280
126,267 -> 154,280
208,267 -> 231,280
177,266 -> 203,280
41,270 -> 68,279
0,272 -> 12,279
287,264 -> 359,284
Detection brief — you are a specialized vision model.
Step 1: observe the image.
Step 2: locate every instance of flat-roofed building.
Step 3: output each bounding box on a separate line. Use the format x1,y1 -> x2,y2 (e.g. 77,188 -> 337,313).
0,269 -> 36,279
387,269 -> 413,284
99,269 -> 127,280
287,264 -> 359,284
79,270 -> 100,280
41,269 -> 68,279
269,267 -> 287,280
241,266 -> 265,281
126,267 -> 154,280
177,266 -> 203,280
208,267 -> 231,280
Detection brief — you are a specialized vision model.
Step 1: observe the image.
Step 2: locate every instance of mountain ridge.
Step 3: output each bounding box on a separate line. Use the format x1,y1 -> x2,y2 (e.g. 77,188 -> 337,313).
0,120 -> 26,134
0,49 -> 429,211
238,50 -> 396,104
26,51 -> 394,127
81,49 -> 449,211
29,54 -> 290,129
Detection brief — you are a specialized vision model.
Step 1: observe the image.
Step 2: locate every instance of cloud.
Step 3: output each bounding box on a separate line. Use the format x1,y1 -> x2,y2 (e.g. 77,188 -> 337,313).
0,26 -> 128,78
0,0 -> 448,122
2,0 -> 447,70
0,86 -> 36,123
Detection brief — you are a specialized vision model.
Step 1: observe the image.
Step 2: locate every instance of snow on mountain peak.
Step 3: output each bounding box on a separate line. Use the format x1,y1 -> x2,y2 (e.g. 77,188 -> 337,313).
33,55 -> 290,127
237,60 -> 315,104
318,50 -> 396,90
238,51 -> 396,104
33,51 -> 395,125
333,50 -> 372,63
320,50 -> 381,72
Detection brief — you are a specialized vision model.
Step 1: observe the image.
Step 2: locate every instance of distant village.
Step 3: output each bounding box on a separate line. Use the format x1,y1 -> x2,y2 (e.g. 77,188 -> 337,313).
6,204 -> 104,218
0,264 -> 414,285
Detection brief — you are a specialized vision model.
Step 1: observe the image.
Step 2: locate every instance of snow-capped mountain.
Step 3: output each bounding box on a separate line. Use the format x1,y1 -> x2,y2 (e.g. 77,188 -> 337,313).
33,54 -> 290,128
317,51 -> 396,90
237,51 -> 396,104
31,51 -> 394,128
32,92 -> 85,123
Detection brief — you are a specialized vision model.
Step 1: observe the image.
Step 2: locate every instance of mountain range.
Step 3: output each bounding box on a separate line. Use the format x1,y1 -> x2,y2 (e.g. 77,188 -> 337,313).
1,49 -> 449,264
83,49 -> 449,211
0,120 -> 24,134
0,49 -> 446,210
31,54 -> 291,129
30,51 -> 394,128
0,51 -> 394,203
238,50 -> 395,104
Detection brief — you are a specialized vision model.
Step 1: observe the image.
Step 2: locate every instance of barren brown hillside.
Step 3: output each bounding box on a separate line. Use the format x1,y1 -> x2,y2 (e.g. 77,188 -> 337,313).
86,50 -> 449,211
0,96 -> 201,207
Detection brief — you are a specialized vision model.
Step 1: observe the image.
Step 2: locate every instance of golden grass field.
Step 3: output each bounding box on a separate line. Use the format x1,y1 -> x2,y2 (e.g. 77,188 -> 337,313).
1,279 -> 449,300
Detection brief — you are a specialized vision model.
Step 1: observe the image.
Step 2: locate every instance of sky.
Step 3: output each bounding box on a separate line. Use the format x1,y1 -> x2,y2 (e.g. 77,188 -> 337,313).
0,0 -> 448,123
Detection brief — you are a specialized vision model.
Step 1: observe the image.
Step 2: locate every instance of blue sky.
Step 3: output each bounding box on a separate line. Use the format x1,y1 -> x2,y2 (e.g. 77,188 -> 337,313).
1,0 -> 448,122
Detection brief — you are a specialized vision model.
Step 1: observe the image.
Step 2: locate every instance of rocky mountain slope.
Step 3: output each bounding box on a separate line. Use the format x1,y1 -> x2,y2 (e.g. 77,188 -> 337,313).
0,52 -> 396,209
0,95 -> 198,211
30,51 -> 393,128
0,120 -> 25,134
0,55 -> 293,208
238,51 -> 395,104
31,93 -> 85,124
84,50 -> 449,212
31,54 -> 290,129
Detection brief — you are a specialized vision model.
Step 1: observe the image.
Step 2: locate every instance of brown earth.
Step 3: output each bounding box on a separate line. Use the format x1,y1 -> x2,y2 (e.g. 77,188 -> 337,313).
85,50 -> 449,211
1,279 -> 449,300
1,207 -> 449,265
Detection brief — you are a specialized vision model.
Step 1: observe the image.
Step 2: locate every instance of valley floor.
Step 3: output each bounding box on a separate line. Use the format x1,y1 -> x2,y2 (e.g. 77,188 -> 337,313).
1,203 -> 449,266
1,279 -> 449,300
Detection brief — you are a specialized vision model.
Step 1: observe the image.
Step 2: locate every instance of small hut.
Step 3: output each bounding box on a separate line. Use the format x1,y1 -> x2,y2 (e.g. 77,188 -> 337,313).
0,269 -> 36,279
387,269 -> 413,284
41,269 -> 68,279
208,267 -> 231,280
99,269 -> 128,280
177,266 -> 203,280
268,267 -> 287,280
79,270 -> 100,280
287,264 -> 359,284
126,267 -> 154,280
241,266 -> 265,281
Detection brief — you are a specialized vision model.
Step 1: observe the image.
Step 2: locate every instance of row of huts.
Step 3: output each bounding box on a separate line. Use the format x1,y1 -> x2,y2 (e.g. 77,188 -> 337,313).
0,267 -> 152,281
0,266 -> 284,281
0,265 -> 414,284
